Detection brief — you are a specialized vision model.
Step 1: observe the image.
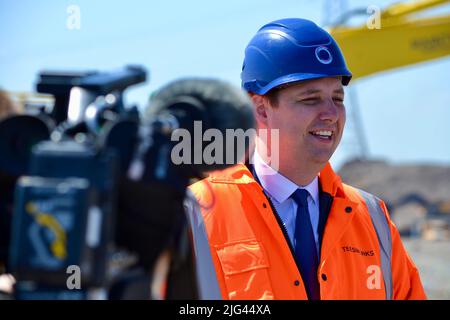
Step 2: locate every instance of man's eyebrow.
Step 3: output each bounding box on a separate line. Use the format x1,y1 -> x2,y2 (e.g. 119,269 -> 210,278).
296,89 -> 321,96
296,88 -> 345,96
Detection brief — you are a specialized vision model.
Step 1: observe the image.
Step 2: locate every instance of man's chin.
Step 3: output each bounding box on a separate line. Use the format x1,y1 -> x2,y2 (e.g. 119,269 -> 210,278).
309,152 -> 334,167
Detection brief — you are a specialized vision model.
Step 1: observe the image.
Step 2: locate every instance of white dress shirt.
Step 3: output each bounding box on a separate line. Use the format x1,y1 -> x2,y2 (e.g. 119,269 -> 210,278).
253,151 -> 320,255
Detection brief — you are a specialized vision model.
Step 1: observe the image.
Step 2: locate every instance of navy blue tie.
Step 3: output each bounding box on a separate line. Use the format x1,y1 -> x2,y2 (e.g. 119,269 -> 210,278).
291,189 -> 320,300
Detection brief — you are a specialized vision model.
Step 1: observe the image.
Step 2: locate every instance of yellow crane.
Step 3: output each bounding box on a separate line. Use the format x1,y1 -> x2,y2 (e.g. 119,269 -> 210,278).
330,0 -> 450,80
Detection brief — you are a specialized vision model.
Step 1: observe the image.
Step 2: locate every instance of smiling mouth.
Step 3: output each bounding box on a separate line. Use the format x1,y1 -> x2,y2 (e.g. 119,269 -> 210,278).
309,130 -> 333,140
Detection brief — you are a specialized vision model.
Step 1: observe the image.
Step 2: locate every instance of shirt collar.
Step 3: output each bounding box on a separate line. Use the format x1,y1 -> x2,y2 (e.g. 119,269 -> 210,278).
253,150 -> 319,205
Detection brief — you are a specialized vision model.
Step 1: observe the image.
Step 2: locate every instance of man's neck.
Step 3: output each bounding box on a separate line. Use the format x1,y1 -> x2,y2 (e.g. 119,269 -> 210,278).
277,161 -> 322,187
255,145 -> 322,187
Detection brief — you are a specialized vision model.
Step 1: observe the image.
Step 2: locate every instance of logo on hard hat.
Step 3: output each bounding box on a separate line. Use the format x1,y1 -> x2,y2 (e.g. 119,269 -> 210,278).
315,46 -> 333,65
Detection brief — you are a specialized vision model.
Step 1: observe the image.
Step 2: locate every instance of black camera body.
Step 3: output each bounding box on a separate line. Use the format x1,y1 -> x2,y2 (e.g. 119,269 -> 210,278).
5,66 -> 146,299
10,141 -> 118,299
0,65 -> 255,299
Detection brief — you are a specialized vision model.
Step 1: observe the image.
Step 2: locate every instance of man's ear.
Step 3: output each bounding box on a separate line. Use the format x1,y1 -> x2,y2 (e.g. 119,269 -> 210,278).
251,94 -> 269,127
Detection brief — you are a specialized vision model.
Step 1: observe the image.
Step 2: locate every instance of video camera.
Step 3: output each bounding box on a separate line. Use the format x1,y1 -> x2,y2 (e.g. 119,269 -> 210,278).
0,65 -> 254,299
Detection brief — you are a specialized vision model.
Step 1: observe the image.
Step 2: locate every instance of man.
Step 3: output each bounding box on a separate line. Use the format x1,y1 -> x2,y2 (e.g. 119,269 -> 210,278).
187,18 -> 426,300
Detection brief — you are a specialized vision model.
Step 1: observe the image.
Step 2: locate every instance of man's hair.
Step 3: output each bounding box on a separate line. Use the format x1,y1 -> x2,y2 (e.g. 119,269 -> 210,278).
248,87 -> 281,108
265,88 -> 279,108
263,81 -> 298,108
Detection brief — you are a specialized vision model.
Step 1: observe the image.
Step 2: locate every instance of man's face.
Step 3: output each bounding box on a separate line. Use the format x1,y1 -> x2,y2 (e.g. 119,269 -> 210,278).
257,77 -> 346,169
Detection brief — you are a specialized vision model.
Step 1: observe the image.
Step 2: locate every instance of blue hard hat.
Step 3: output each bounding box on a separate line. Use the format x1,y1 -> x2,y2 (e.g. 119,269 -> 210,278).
241,18 -> 352,95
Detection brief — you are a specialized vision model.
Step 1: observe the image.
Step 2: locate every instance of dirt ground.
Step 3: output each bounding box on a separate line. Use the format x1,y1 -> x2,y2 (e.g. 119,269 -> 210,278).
403,239 -> 450,299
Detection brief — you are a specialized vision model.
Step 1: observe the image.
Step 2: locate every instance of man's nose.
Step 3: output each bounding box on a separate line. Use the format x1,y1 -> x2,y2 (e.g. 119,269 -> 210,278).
319,98 -> 339,123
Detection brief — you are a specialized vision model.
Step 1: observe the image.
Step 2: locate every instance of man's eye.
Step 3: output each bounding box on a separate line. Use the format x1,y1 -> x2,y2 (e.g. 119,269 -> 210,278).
301,98 -> 319,104
333,98 -> 344,104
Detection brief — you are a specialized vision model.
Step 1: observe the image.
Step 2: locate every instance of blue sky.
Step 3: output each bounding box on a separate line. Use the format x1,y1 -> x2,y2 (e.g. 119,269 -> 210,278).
1,0 -> 449,169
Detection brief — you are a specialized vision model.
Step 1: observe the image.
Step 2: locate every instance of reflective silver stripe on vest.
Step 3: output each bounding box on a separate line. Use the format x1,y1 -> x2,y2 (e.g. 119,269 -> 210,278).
184,190 -> 223,300
357,188 -> 393,300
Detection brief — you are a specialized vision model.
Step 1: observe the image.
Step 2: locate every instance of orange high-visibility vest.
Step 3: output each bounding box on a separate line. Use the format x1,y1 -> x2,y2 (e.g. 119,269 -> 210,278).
188,163 -> 426,300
